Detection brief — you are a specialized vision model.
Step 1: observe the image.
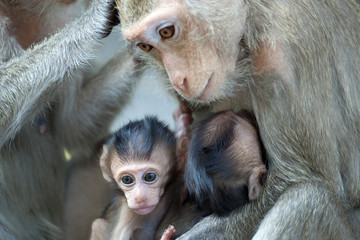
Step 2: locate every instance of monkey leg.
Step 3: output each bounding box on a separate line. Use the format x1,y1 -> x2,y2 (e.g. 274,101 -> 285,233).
348,208 -> 360,239
0,135 -> 66,240
177,181 -> 356,240
90,218 -> 108,240
252,181 -> 356,240
64,158 -> 113,240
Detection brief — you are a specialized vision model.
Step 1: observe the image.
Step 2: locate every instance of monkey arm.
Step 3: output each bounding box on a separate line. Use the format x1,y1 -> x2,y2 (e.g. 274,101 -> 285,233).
56,49 -> 140,151
177,179 -> 355,240
0,20 -> 24,63
176,188 -> 270,240
252,182 -> 355,240
0,0 -> 114,147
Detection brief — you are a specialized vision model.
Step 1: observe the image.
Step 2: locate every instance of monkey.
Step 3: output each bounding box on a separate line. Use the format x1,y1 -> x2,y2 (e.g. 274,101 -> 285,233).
0,0 -> 140,239
115,0 -> 360,239
186,110 -> 268,216
92,116 -> 200,240
153,105 -> 204,240
160,225 -> 176,240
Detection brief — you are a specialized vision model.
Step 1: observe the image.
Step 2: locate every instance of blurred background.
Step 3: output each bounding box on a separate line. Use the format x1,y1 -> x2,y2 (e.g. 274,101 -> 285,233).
89,27 -> 178,132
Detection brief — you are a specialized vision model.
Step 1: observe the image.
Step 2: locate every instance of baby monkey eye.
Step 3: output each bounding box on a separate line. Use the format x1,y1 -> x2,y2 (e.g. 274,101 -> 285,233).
121,175 -> 134,185
137,43 -> 153,52
144,172 -> 157,182
159,25 -> 175,39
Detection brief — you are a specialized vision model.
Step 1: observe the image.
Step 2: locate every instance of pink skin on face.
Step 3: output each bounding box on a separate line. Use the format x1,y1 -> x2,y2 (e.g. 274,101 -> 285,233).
122,0 -> 236,102
111,157 -> 170,215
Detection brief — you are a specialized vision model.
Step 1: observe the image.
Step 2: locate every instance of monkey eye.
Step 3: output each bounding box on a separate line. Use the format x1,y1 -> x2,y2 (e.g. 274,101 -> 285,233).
137,43 -> 153,52
121,174 -> 134,185
159,25 -> 175,39
144,172 -> 157,183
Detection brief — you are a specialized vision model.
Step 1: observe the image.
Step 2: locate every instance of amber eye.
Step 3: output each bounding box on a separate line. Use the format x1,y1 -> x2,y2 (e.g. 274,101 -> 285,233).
121,174 -> 134,185
144,172 -> 157,183
159,25 -> 175,39
137,43 -> 153,52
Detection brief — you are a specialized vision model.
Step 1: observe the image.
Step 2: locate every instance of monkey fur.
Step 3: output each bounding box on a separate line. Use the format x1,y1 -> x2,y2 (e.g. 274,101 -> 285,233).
0,0 -> 138,239
186,110 -> 267,216
117,0 -> 360,239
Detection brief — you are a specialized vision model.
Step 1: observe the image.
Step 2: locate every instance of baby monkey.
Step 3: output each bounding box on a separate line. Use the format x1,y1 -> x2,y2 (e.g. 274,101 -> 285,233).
185,110 -> 268,216
95,116 -> 187,240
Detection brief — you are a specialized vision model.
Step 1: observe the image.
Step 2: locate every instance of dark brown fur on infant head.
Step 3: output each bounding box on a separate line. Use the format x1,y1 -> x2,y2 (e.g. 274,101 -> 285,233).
186,110 -> 267,216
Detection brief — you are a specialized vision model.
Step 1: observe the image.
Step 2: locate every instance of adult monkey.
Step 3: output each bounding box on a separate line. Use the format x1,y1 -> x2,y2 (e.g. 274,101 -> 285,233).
116,0 -> 360,239
0,0 -> 138,239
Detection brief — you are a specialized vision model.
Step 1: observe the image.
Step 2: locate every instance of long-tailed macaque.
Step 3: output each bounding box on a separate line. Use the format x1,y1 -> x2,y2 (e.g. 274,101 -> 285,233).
92,116 -> 198,240
115,0 -> 360,239
186,110 -> 267,216
0,0 -> 138,239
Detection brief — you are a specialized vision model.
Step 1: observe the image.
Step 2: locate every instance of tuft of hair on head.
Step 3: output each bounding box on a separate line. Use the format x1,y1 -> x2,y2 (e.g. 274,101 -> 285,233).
185,111 -> 250,216
105,116 -> 176,164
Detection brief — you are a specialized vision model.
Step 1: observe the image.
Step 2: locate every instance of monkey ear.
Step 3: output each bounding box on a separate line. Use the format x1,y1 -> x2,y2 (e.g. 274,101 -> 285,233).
248,166 -> 268,201
99,145 -> 113,182
176,137 -> 189,173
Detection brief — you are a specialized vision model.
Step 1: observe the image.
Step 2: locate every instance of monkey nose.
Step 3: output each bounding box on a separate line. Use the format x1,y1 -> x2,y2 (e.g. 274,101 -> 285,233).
135,194 -> 146,204
173,77 -> 187,91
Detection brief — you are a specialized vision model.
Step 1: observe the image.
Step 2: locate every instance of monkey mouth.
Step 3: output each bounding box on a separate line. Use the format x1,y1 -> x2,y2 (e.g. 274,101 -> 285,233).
133,205 -> 157,215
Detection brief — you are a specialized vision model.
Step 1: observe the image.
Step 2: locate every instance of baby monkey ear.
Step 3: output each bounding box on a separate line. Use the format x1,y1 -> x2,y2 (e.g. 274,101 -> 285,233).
248,166 -> 268,201
176,137 -> 189,174
99,145 -> 113,182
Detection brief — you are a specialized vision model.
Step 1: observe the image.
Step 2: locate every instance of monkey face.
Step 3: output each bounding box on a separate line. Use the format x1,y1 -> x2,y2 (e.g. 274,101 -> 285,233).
101,144 -> 174,216
113,162 -> 167,215
121,0 -> 248,105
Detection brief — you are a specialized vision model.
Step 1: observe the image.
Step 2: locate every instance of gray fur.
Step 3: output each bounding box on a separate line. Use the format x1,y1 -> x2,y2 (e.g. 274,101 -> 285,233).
0,0 -> 138,239
179,1 -> 360,239
119,0 -> 360,239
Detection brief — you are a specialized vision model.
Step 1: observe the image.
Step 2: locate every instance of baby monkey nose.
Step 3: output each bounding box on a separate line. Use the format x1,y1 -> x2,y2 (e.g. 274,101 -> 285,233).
135,191 -> 147,204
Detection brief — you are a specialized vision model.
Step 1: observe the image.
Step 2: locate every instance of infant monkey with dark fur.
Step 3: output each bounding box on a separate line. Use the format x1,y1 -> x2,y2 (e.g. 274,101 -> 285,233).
91,109 -> 267,239
186,110 -> 268,216
91,116 -> 193,240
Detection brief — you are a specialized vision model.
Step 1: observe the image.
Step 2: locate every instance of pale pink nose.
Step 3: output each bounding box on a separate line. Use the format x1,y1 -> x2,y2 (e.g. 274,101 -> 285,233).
173,77 -> 187,92
134,187 -> 146,204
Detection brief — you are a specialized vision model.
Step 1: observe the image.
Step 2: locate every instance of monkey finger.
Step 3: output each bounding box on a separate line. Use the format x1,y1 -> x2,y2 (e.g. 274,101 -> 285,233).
175,114 -> 193,139
160,225 -> 176,240
101,0 -> 121,38
174,110 -> 193,130
180,113 -> 193,127
176,137 -> 189,173
173,102 -> 192,121
173,107 -> 182,121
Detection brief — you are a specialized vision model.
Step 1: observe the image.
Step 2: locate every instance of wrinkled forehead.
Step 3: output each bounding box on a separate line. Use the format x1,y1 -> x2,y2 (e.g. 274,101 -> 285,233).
116,0 -> 158,27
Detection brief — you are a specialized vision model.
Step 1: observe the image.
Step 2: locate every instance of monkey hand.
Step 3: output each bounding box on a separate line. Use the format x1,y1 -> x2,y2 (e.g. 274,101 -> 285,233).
85,0 -> 120,39
173,103 -> 192,173
102,0 -> 121,38
160,225 -> 176,240
173,103 -> 193,139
